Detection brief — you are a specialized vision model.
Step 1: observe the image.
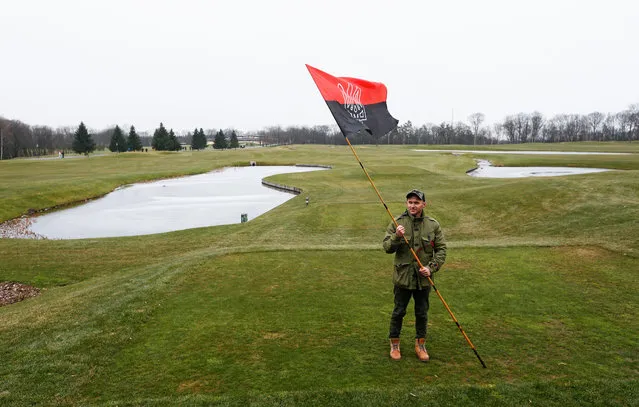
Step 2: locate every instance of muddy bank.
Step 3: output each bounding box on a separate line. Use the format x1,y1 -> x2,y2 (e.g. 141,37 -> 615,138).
0,217 -> 46,239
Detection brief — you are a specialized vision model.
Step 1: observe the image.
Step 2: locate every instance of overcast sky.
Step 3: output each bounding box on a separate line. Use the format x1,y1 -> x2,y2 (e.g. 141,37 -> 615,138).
2,0 -> 638,134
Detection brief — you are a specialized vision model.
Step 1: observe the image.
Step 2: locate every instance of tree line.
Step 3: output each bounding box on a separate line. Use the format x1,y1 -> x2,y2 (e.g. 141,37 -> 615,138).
0,120 -> 242,159
1,103 -> 637,159
255,104 -> 638,146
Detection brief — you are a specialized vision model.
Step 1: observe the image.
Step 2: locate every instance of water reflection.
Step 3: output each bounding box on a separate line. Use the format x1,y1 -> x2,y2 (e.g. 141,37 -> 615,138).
30,166 -> 326,239
467,159 -> 611,178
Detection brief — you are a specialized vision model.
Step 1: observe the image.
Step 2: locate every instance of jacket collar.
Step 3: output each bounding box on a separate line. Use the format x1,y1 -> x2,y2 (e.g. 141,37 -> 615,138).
404,210 -> 424,221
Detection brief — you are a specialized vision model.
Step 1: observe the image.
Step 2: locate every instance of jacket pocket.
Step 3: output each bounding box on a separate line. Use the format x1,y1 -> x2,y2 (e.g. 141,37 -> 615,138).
420,237 -> 434,264
393,263 -> 413,288
421,236 -> 435,253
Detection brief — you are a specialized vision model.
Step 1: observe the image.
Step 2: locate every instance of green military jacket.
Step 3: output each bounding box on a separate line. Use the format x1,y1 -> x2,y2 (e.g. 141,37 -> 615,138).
383,210 -> 447,290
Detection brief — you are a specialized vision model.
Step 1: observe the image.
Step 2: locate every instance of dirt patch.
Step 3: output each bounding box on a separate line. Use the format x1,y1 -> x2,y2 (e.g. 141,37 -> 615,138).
0,282 -> 41,306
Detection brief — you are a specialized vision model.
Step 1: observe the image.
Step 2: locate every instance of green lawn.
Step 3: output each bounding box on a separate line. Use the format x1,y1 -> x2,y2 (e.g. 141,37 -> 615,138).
1,144 -> 637,406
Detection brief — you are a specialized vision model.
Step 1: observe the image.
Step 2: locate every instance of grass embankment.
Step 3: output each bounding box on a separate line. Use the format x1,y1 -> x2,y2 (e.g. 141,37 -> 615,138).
0,144 -> 637,406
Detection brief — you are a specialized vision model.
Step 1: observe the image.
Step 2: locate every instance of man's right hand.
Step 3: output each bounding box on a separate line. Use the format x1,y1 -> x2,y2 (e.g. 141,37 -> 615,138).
395,225 -> 405,238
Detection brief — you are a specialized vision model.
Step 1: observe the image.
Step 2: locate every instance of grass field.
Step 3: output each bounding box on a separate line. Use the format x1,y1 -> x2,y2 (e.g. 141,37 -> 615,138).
0,143 -> 637,406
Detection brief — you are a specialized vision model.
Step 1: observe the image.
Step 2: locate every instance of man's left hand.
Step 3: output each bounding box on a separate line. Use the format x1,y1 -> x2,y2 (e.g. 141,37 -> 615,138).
419,266 -> 431,277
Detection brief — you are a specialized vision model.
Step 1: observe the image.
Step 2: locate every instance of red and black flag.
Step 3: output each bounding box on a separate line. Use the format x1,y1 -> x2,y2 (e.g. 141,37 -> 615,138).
306,64 -> 398,138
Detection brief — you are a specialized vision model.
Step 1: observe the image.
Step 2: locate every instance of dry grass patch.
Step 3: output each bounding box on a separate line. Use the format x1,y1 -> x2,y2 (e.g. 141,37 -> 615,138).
262,332 -> 286,340
443,260 -> 473,270
551,245 -> 614,261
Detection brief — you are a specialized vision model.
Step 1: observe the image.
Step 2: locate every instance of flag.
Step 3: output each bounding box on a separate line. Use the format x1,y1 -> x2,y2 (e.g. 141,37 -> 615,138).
306,64 -> 398,138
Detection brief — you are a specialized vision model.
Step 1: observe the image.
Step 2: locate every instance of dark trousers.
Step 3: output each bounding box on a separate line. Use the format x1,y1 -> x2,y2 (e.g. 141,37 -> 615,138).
389,285 -> 431,339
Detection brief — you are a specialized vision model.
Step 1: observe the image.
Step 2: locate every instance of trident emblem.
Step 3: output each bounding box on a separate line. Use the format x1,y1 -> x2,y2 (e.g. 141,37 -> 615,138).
338,82 -> 367,122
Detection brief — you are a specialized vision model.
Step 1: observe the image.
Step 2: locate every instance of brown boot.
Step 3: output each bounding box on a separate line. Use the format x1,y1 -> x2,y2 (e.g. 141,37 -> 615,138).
415,338 -> 430,362
389,338 -> 401,360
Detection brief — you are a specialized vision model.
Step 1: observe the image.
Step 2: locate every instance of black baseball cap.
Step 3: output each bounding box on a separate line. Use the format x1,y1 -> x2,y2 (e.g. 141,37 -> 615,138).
406,189 -> 425,201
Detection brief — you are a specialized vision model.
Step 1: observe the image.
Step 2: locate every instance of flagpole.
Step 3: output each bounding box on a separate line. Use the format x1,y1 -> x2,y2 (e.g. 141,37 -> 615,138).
343,135 -> 487,368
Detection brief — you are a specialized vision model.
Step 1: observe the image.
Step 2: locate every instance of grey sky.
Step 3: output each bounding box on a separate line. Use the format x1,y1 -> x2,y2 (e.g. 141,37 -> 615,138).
2,0 -> 638,134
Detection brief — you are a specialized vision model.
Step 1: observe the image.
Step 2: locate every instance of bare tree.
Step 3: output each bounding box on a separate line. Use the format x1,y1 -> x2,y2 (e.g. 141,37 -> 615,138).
502,116 -> 517,144
492,123 -> 504,144
602,113 -> 617,141
626,104 -> 639,141
587,112 -> 605,141
514,113 -> 531,143
397,120 -> 415,144
468,113 -> 485,145
530,112 -> 544,143
454,122 -> 473,144
543,118 -> 560,143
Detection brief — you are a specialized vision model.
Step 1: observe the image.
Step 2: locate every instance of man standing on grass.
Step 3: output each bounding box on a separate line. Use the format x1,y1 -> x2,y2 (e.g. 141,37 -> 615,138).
383,189 -> 447,362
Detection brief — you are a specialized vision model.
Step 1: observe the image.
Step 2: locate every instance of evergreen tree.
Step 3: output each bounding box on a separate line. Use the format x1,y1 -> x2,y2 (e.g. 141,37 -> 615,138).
193,128 -> 206,150
72,122 -> 96,155
190,127 -> 198,150
168,129 -> 181,151
213,130 -> 227,149
191,127 -> 207,150
152,123 -> 170,151
200,129 -> 207,148
108,125 -> 127,152
127,125 -> 143,151
229,130 -> 240,149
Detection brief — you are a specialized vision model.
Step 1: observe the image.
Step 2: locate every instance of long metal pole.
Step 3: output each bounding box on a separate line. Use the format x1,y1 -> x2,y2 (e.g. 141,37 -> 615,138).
344,136 -> 487,368
1,127 -> 3,160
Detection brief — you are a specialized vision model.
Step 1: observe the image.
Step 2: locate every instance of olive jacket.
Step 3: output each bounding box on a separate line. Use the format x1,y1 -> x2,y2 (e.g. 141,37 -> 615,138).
383,210 -> 447,290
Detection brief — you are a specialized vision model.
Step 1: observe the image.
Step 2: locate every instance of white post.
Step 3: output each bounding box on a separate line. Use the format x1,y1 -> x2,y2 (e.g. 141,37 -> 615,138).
1,127 -> 3,160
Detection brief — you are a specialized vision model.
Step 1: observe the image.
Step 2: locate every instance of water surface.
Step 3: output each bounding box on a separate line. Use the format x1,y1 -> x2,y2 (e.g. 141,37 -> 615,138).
415,149 -> 630,155
467,159 -> 611,178
30,166 -> 325,239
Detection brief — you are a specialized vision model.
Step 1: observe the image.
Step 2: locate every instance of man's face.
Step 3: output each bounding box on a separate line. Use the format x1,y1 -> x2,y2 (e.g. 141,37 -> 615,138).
406,196 -> 426,216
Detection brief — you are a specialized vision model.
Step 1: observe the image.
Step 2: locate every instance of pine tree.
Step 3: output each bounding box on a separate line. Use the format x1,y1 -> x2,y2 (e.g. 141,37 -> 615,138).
72,122 -> 96,155
213,130 -> 227,149
127,125 -> 143,151
191,127 -> 207,150
152,123 -> 170,151
200,129 -> 207,149
193,128 -> 206,150
168,129 -> 181,151
190,128 -> 199,150
229,130 -> 240,149
109,125 -> 127,152
200,128 -> 208,149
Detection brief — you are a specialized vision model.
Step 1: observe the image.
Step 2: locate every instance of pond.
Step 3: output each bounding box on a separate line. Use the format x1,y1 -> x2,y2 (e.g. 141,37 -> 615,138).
413,149 -> 617,178
414,149 -> 630,155
467,159 -> 611,178
29,166 -> 327,239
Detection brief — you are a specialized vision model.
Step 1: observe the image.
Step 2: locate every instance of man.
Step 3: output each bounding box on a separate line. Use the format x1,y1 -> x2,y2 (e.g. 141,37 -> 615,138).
383,189 -> 447,362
